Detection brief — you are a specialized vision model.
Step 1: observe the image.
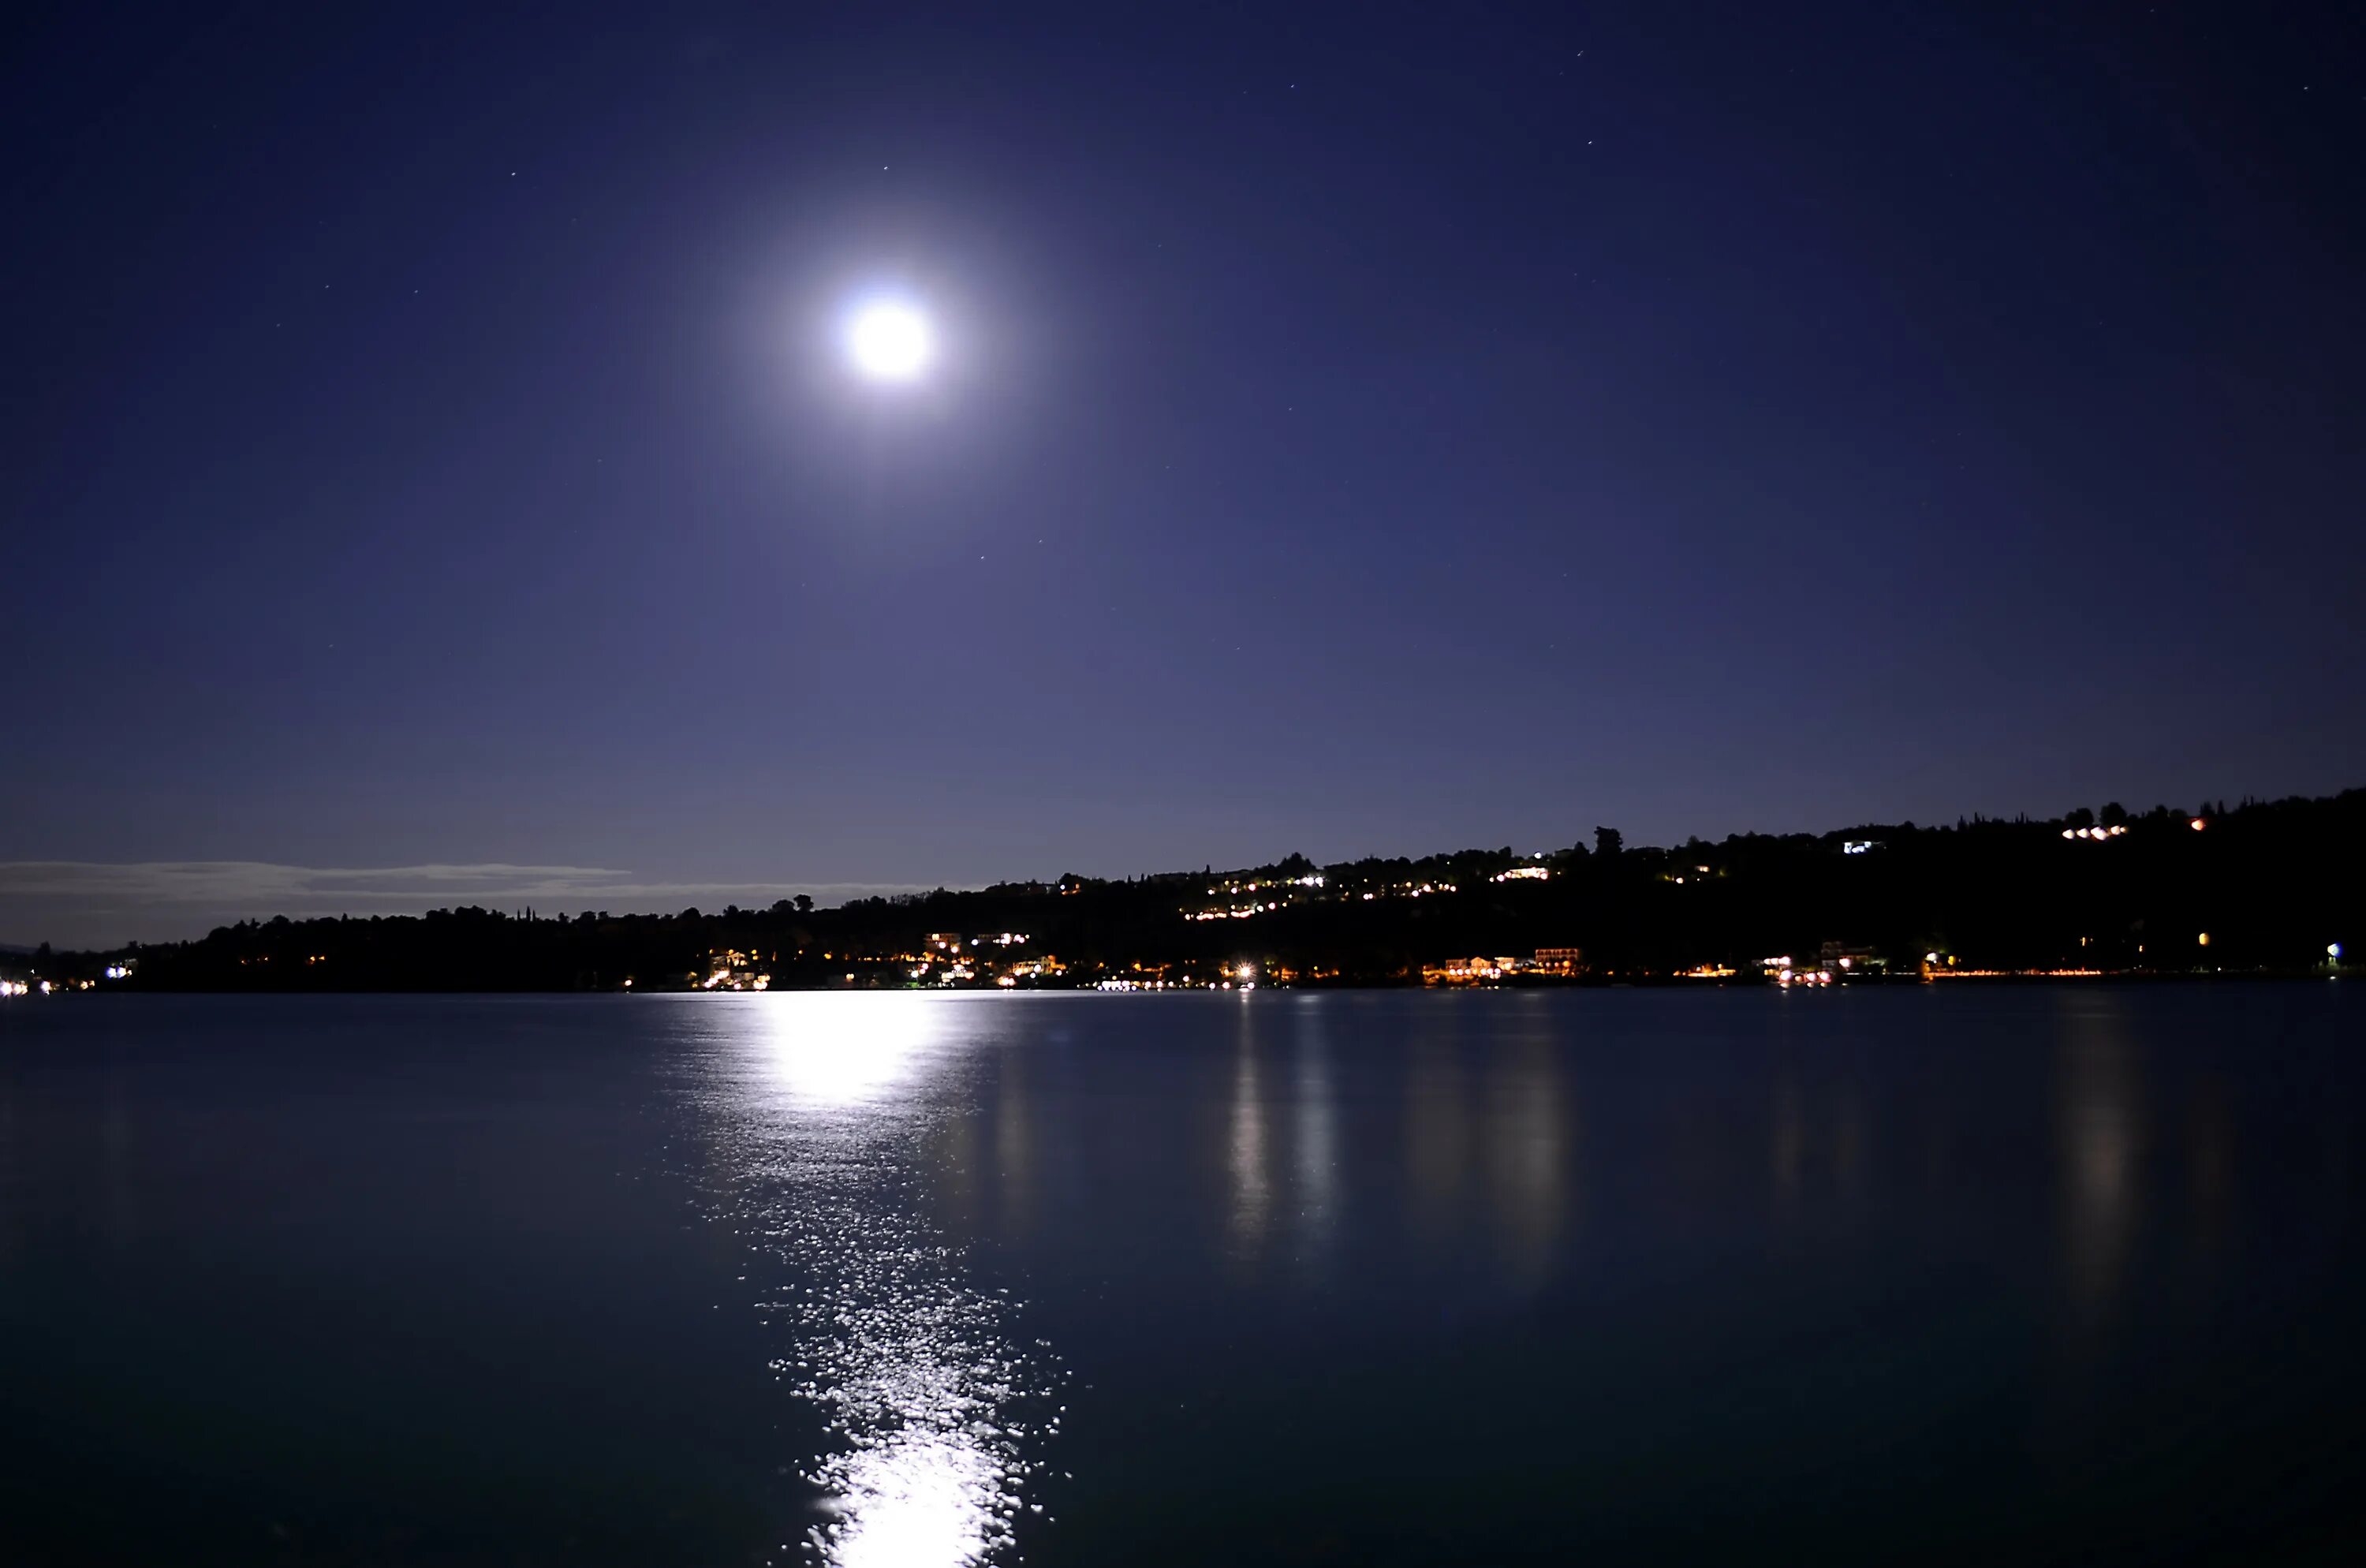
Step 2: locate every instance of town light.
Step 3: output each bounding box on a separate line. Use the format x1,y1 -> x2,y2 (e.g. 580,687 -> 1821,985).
2190,817 -> 2206,831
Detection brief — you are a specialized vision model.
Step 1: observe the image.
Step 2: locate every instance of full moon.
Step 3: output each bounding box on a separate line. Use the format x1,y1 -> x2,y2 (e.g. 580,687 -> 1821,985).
844,300 -> 933,382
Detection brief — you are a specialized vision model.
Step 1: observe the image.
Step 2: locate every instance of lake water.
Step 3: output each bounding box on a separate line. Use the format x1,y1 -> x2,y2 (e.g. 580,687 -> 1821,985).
3,987 -> 2362,1565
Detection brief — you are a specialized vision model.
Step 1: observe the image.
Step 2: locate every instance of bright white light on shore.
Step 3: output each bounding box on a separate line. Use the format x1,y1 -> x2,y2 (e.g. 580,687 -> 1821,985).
845,300 -> 932,382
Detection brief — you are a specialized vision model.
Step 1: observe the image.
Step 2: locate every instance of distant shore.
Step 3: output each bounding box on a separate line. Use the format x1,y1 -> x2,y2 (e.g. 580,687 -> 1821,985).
4,966 -> 2349,1000
6,788 -> 2355,999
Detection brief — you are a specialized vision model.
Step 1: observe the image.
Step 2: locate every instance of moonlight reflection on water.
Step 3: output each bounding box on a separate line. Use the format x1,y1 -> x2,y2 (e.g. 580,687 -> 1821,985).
5,989 -> 2362,1566
685,995 -> 1058,1568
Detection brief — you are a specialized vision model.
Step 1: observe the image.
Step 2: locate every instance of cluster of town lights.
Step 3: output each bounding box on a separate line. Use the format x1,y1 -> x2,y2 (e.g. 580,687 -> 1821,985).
2062,824 -> 2130,840
1094,965 -> 1256,992
1189,870 -> 1510,922
1204,876 -> 1323,896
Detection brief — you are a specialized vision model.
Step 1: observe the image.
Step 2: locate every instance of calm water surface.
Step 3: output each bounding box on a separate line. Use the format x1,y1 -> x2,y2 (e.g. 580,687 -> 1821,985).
2,987 -> 2361,1564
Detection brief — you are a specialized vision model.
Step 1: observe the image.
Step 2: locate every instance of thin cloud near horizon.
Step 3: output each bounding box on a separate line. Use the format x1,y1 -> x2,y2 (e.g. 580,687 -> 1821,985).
0,861 -> 946,949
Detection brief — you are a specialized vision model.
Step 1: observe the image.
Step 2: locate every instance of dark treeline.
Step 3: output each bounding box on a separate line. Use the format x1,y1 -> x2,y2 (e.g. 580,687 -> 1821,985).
21,789 -> 2364,991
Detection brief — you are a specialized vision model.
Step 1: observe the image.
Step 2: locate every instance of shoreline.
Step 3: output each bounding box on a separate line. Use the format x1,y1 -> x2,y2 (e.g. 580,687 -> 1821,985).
7,968 -> 2347,1000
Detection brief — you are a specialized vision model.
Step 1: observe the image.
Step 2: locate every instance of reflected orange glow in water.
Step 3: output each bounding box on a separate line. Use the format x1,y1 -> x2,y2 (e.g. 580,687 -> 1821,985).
1485,1032 -> 1569,1281
1226,1025 -> 1271,1260
1293,1007 -> 1340,1269
2055,994 -> 2146,1327
1404,1039 -> 1471,1245
1771,1075 -> 1805,1215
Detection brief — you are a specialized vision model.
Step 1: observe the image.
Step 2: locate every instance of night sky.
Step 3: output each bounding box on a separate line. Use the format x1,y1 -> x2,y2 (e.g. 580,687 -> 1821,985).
5,2 -> 2361,946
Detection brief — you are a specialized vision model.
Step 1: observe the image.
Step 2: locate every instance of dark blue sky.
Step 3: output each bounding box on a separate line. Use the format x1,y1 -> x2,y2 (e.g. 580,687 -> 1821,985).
5,2 -> 2361,944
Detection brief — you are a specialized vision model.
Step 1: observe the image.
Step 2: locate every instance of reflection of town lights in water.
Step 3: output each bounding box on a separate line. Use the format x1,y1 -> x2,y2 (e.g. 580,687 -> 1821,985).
685,995 -> 1064,1568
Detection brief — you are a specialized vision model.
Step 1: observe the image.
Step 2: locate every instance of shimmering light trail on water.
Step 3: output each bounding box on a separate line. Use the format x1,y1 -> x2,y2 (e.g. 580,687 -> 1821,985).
5,988 -> 2366,1566
677,995 -> 1061,1568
